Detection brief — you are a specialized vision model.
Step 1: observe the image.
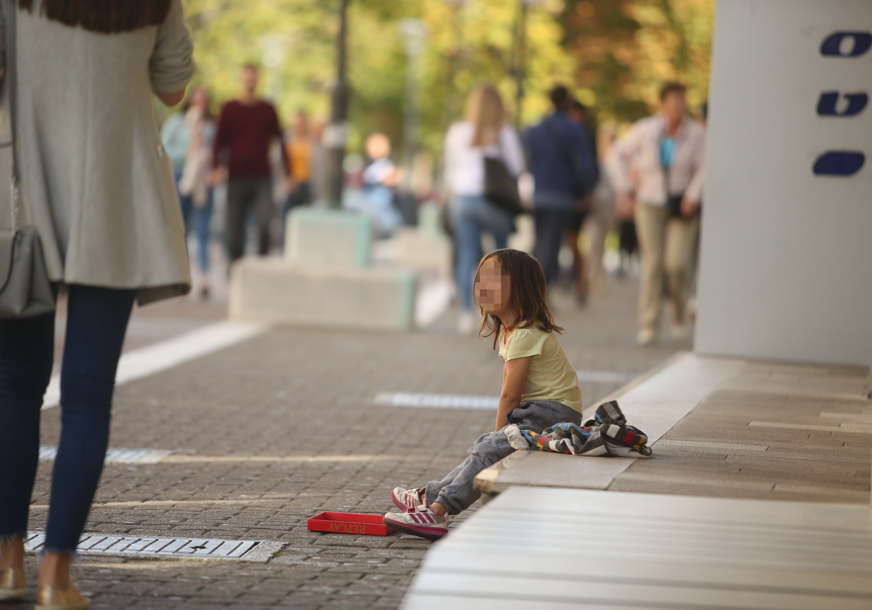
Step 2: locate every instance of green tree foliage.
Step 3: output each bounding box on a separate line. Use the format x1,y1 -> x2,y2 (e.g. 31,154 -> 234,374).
180,0 -> 713,156
560,0 -> 714,122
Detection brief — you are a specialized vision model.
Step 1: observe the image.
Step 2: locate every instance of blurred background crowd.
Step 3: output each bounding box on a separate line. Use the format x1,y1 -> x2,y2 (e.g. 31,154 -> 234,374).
159,0 -> 712,344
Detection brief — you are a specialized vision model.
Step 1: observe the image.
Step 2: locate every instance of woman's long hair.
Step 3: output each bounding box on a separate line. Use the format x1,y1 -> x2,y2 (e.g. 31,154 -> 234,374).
465,84 -> 507,148
18,0 -> 171,33
473,249 -> 563,350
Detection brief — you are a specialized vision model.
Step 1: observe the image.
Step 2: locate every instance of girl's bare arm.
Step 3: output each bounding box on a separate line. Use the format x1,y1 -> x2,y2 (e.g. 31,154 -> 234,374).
496,357 -> 530,431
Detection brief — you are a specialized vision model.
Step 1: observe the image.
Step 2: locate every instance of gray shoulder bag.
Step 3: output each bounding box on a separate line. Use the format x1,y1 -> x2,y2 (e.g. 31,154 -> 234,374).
0,1 -> 54,318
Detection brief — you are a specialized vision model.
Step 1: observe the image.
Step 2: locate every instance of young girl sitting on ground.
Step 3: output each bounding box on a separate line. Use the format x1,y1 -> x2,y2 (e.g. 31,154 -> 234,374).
384,248 -> 584,539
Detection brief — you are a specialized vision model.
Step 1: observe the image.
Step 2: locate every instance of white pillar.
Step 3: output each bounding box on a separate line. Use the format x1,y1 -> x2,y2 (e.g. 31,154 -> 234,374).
695,0 -> 872,366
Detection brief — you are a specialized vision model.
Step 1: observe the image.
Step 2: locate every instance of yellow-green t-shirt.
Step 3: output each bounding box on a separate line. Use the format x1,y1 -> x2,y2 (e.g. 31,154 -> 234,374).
498,326 -> 583,414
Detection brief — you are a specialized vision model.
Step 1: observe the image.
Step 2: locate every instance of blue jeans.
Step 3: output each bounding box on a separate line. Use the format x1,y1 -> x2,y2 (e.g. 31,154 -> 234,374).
179,190 -> 214,274
425,400 -> 580,514
533,207 -> 573,283
450,195 -> 513,312
0,285 -> 136,552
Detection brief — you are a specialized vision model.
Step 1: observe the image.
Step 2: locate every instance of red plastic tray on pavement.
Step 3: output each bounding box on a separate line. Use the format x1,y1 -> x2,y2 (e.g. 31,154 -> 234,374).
307,512 -> 395,536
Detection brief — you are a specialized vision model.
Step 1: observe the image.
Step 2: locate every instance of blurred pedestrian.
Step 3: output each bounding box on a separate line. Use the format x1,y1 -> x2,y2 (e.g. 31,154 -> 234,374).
160,94 -> 190,189
616,205 -> 639,278
610,81 -> 705,345
281,110 -> 314,233
584,122 -> 619,295
347,133 -> 402,237
564,99 -> 600,304
177,86 -> 216,299
524,85 -> 597,288
0,1 -> 193,607
309,118 -> 329,204
211,63 -> 290,263
444,84 -> 524,334
362,133 -> 398,195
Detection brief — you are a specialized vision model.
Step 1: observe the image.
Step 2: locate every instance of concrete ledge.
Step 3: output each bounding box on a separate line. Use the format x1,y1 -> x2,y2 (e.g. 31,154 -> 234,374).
475,354 -> 868,494
285,208 -> 372,269
475,353 -> 871,496
229,258 -> 416,331
404,485 -> 872,609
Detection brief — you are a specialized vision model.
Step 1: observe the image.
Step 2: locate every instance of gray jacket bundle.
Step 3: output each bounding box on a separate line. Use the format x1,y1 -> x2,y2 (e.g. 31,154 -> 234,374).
505,400 -> 654,458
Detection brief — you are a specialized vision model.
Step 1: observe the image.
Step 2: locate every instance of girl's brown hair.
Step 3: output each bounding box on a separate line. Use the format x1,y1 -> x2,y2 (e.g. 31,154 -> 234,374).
473,249 -> 563,349
18,0 -> 171,33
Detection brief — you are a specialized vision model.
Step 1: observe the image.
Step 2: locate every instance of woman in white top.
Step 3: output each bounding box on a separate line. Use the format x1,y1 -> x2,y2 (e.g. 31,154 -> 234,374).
444,84 -> 524,333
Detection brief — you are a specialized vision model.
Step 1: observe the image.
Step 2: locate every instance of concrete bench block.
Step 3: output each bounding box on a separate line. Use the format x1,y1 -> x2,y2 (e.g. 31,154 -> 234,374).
390,228 -> 452,280
284,208 -> 372,269
229,258 -> 416,331
416,203 -> 447,238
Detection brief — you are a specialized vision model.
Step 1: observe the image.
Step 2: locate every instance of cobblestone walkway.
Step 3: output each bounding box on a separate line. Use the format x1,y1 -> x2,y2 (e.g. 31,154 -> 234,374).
10,276 -> 683,610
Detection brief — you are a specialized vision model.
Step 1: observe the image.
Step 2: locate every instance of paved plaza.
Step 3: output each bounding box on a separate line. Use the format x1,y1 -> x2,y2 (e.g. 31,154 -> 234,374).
10,272 -> 682,610
14,264 -> 870,609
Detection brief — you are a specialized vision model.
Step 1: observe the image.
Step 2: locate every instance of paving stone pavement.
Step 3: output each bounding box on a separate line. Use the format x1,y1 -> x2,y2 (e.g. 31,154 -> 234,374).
9,275 -> 683,610
613,387 -> 872,502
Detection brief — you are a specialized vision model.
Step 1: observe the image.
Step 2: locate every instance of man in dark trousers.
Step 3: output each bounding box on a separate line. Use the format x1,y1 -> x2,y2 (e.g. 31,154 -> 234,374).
212,63 -> 291,262
524,85 -> 598,286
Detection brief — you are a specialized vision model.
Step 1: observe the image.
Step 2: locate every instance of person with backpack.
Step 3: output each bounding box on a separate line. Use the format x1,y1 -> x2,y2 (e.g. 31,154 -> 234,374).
444,84 -> 524,335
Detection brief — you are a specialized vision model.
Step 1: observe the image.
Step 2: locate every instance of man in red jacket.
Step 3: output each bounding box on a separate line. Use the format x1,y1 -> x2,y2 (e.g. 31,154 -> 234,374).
212,63 -> 291,262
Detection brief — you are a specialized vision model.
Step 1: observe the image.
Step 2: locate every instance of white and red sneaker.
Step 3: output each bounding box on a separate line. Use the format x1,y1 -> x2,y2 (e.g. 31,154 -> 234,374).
383,506 -> 448,540
391,486 -> 426,513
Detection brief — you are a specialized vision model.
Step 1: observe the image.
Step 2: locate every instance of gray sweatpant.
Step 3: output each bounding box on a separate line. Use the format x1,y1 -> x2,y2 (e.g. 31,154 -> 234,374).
425,400 -> 581,515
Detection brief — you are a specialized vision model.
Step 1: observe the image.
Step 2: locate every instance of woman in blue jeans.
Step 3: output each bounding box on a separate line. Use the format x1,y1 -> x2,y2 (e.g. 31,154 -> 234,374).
0,1 -> 193,608
443,84 -> 524,334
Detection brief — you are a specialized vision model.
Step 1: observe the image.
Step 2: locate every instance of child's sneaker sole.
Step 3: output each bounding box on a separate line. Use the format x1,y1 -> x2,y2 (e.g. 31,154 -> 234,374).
383,513 -> 447,541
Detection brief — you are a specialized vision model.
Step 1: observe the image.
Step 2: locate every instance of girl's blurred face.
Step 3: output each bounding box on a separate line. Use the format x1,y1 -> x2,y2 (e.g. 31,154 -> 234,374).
476,257 -> 509,315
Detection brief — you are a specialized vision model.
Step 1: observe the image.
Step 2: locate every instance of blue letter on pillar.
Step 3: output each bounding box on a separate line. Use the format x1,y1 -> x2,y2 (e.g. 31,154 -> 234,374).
817,91 -> 868,116
820,31 -> 872,57
812,151 -> 865,176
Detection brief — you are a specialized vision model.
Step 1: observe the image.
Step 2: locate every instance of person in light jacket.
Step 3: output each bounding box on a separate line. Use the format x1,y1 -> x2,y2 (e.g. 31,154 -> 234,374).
0,1 -> 193,607
608,82 -> 705,345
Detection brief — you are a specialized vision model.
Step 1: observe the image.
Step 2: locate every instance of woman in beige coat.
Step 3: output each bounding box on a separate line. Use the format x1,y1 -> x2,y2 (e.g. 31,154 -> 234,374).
609,82 -> 705,346
0,1 -> 193,608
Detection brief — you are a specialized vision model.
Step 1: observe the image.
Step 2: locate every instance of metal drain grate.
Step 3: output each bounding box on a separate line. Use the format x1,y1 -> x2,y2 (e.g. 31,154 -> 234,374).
38,446 -> 171,464
24,532 -> 284,563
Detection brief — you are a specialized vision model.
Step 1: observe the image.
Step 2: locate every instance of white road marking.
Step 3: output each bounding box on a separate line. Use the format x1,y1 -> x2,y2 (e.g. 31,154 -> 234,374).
39,446 -> 172,464
373,371 -> 639,410
42,321 -> 265,410
374,392 -> 498,410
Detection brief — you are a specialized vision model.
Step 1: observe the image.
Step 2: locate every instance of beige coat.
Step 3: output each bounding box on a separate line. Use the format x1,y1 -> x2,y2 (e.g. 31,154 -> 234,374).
607,115 -> 706,206
1,0 -> 195,304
